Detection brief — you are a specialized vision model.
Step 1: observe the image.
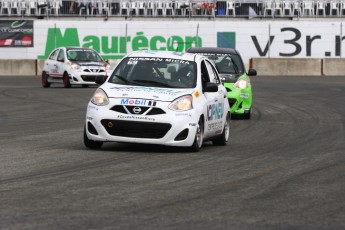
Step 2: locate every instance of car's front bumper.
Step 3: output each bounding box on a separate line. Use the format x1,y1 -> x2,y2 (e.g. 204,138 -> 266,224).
85,101 -> 200,147
69,72 -> 106,85
225,86 -> 252,115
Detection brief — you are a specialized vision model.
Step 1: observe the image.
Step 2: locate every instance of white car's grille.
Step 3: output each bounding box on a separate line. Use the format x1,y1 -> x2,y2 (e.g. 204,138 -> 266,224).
110,105 -> 166,115
101,119 -> 171,138
81,75 -> 106,82
84,69 -> 105,73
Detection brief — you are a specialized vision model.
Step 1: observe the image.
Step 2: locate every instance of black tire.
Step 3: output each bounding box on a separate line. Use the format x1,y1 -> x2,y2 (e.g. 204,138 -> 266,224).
241,107 -> 252,120
84,126 -> 103,149
63,72 -> 71,88
213,112 -> 230,146
41,71 -> 51,88
189,118 -> 204,152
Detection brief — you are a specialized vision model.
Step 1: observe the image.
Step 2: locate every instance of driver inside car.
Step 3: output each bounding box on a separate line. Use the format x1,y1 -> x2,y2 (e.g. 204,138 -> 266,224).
177,65 -> 195,87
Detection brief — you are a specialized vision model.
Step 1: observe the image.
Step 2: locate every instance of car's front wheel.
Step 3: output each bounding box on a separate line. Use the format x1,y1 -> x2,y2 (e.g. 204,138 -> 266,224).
213,112 -> 230,146
63,72 -> 71,88
84,126 -> 103,149
41,71 -> 50,88
242,107 -> 252,120
189,118 -> 204,152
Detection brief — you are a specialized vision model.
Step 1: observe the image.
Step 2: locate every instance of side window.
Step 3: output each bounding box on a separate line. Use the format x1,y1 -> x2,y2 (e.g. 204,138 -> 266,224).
57,49 -> 65,61
201,60 -> 210,88
49,49 -> 59,60
205,60 -> 221,85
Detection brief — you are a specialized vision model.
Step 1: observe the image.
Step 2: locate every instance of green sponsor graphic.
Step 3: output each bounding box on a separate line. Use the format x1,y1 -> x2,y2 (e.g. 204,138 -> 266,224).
11,21 -> 27,29
38,28 -> 202,59
217,32 -> 236,49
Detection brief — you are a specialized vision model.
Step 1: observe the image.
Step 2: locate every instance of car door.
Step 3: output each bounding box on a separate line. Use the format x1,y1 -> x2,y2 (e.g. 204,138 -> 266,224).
44,48 -> 59,76
55,49 -> 66,78
202,59 -> 227,139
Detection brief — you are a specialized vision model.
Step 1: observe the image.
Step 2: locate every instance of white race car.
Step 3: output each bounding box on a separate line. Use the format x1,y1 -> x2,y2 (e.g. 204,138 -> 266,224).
41,46 -> 111,88
84,50 -> 230,152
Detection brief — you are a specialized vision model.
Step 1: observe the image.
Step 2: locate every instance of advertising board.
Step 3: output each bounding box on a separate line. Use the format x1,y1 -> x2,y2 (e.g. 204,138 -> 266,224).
0,20 -> 34,47
1,20 -> 345,65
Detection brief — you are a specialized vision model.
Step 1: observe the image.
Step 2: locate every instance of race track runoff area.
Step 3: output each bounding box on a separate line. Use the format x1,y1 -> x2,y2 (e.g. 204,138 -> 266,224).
0,75 -> 344,230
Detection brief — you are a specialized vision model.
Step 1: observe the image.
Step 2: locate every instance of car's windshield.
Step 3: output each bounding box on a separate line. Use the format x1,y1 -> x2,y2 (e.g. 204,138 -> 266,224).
109,57 -> 197,88
203,54 -> 244,74
67,49 -> 104,62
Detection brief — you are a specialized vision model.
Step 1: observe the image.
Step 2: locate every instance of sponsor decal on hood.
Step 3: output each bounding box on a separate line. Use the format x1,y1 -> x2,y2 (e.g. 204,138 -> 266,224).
74,61 -> 105,67
106,85 -> 194,101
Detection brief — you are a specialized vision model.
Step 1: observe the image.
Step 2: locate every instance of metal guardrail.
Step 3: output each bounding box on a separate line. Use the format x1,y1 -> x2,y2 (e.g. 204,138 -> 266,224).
0,0 -> 345,18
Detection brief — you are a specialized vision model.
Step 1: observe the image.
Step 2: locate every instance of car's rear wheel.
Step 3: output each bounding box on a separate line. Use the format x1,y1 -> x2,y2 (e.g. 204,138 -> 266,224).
242,107 -> 252,120
41,71 -> 50,88
63,72 -> 71,88
213,112 -> 230,146
84,126 -> 103,149
189,118 -> 204,152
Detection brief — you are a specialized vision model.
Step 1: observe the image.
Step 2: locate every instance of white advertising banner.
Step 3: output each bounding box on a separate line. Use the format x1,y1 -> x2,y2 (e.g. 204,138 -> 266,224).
1,20 -> 345,66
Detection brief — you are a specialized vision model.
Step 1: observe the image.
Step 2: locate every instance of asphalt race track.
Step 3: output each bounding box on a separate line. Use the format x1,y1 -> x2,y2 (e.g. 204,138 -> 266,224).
0,75 -> 344,230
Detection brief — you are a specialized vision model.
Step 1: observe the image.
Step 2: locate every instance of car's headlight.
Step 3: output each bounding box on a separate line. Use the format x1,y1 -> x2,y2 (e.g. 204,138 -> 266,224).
91,88 -> 109,106
233,79 -> 248,89
168,95 -> 193,111
67,61 -> 81,70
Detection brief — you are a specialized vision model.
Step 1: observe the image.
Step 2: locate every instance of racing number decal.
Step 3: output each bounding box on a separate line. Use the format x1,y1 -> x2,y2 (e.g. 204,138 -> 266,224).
206,102 -> 224,131
206,102 -> 224,121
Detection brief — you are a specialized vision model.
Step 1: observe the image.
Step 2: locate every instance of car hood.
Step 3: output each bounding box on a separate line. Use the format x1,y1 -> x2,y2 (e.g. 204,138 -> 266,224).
74,61 -> 105,67
103,84 -> 195,102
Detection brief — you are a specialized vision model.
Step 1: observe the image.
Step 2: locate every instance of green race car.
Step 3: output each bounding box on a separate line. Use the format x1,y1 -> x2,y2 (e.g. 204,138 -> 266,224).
187,47 -> 257,119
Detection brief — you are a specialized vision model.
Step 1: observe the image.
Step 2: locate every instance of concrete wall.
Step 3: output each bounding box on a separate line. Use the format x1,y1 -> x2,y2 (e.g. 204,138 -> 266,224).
0,58 -> 345,76
250,58 -> 323,76
0,59 -> 118,77
0,60 -> 37,76
322,59 -> 345,76
37,59 -> 46,76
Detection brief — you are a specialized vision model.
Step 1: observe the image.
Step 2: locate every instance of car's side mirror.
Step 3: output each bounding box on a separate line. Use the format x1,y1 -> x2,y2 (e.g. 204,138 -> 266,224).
203,82 -> 218,92
248,68 -> 257,76
57,57 -> 64,62
95,75 -> 107,85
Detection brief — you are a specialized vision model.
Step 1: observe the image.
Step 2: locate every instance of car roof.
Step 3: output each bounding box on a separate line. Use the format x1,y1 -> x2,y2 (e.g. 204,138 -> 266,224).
187,47 -> 239,55
125,50 -> 201,62
54,47 -> 95,51
65,46 -> 94,50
